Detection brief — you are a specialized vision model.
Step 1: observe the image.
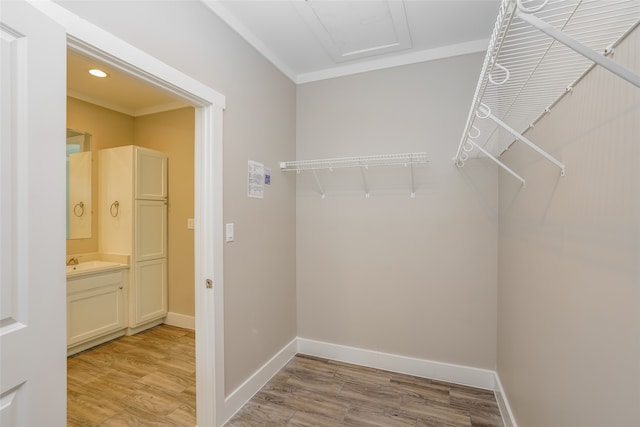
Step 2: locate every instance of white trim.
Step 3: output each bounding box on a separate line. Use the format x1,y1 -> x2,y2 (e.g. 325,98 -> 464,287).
25,2 -> 225,426
201,0 -> 297,83
29,0 -> 225,109
297,338 -> 496,391
202,0 -> 488,85
164,312 -> 195,330
296,38 -> 489,84
222,338 -> 297,425
68,90 -> 190,117
494,372 -> 518,427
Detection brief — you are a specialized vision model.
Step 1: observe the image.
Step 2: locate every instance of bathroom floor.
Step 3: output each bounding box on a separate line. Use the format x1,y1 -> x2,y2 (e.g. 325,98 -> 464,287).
67,325 -> 196,426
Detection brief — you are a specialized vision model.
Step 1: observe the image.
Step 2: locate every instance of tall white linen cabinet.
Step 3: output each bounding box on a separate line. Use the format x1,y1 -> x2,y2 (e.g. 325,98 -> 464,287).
99,145 -> 168,334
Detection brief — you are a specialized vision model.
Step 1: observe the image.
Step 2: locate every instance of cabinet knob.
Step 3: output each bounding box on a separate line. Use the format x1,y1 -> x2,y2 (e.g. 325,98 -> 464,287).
119,286 -> 123,290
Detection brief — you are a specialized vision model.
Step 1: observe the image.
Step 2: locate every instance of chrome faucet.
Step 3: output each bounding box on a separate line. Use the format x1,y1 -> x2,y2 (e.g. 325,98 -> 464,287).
66,257 -> 79,266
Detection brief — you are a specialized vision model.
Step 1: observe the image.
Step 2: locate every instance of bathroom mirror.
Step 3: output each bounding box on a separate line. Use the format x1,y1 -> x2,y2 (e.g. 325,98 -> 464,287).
67,129 -> 92,239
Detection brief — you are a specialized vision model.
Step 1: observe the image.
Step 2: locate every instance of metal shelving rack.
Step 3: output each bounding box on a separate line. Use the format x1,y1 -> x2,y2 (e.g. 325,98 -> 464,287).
454,0 -> 640,186
280,152 -> 428,198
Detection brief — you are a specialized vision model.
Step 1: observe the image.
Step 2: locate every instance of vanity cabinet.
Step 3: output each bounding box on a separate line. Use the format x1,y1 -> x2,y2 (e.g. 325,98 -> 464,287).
67,270 -> 127,355
99,145 -> 168,334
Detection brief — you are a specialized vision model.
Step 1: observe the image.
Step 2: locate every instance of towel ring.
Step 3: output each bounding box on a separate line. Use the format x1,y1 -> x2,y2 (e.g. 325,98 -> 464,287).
73,202 -> 85,217
110,201 -> 120,218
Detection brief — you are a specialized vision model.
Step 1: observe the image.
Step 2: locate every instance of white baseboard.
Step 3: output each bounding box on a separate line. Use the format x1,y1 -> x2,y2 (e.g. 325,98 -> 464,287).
297,337 -> 496,391
164,312 -> 195,330
219,337 -> 517,427
494,372 -> 518,427
222,337 -> 297,423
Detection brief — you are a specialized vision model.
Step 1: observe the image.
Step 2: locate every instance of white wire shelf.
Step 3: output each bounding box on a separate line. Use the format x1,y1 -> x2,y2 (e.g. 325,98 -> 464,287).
280,152 -> 428,198
280,152 -> 428,171
454,0 -> 640,185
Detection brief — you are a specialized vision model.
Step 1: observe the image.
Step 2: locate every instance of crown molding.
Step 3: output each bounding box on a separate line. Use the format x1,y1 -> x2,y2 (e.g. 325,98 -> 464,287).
296,38 -> 489,84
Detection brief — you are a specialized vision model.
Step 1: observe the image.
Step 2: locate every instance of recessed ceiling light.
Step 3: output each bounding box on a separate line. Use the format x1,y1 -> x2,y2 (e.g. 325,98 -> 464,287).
88,68 -> 108,78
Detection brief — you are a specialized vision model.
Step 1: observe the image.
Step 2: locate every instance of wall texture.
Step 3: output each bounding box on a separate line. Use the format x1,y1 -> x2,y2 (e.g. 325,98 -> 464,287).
296,54 -> 499,370
134,107 -> 196,318
497,28 -> 640,426
58,0 -> 297,395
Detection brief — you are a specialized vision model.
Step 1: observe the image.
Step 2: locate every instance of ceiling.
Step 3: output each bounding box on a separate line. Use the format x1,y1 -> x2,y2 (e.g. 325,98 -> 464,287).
204,0 -> 500,83
67,0 -> 500,115
67,51 -> 190,117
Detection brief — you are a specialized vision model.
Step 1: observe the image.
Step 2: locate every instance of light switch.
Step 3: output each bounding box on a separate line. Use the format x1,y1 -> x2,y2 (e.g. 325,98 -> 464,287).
225,223 -> 234,242
187,218 -> 195,229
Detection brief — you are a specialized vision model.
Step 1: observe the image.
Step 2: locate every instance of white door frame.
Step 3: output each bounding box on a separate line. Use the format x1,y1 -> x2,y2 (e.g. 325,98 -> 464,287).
28,2 -> 226,425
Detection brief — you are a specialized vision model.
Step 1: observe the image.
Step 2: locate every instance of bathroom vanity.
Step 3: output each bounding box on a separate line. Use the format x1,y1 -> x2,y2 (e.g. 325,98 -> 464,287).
66,260 -> 129,355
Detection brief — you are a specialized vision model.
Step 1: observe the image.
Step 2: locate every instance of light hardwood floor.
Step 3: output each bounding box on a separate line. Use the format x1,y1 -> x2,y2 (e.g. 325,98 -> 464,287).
67,325 -> 196,426
228,355 -> 504,427
68,326 -> 504,427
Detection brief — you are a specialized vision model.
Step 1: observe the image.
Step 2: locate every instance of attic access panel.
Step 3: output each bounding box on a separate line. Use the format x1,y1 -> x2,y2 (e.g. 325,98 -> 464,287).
294,0 -> 412,63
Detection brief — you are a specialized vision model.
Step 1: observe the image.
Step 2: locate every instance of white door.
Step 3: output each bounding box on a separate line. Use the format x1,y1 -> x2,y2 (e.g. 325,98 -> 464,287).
0,1 -> 67,426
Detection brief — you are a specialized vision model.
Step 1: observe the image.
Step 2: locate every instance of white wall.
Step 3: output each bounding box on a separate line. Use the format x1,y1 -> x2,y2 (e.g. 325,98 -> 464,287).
497,27 -> 640,426
56,0 -> 297,396
296,53 -> 499,370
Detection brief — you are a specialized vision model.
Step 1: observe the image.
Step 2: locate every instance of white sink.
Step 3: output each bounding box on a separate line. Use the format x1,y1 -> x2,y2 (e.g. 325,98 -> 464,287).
66,260 -> 128,277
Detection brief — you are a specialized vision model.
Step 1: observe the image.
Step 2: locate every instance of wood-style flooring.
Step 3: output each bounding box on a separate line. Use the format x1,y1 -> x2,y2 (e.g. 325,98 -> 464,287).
228,355 -> 504,427
68,325 -> 504,427
67,325 -> 196,426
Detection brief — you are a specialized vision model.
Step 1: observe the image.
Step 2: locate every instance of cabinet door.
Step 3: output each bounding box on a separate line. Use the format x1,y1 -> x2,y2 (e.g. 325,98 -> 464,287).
135,200 -> 167,261
67,279 -> 125,346
133,259 -> 167,326
135,147 -> 167,200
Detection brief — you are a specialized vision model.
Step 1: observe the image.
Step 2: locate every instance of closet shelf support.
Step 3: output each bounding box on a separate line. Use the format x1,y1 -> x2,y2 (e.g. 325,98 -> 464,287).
359,166 -> 370,199
311,169 -> 326,199
409,163 -> 416,198
477,104 -> 565,176
469,140 -> 525,187
517,12 -> 640,89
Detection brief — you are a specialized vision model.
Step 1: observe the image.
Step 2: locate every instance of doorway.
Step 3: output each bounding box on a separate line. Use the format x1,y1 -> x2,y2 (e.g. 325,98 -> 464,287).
64,26 -> 225,427
66,49 -> 198,423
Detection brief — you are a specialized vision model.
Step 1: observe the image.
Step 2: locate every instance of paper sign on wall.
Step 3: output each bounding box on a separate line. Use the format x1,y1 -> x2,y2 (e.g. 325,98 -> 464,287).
248,160 -> 265,199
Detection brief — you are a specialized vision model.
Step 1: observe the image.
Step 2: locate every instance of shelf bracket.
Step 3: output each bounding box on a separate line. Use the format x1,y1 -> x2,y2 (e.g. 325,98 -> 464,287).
359,164 -> 370,198
468,140 -> 525,187
477,104 -> 565,176
409,162 -> 416,198
517,11 -> 640,89
311,169 -> 326,199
